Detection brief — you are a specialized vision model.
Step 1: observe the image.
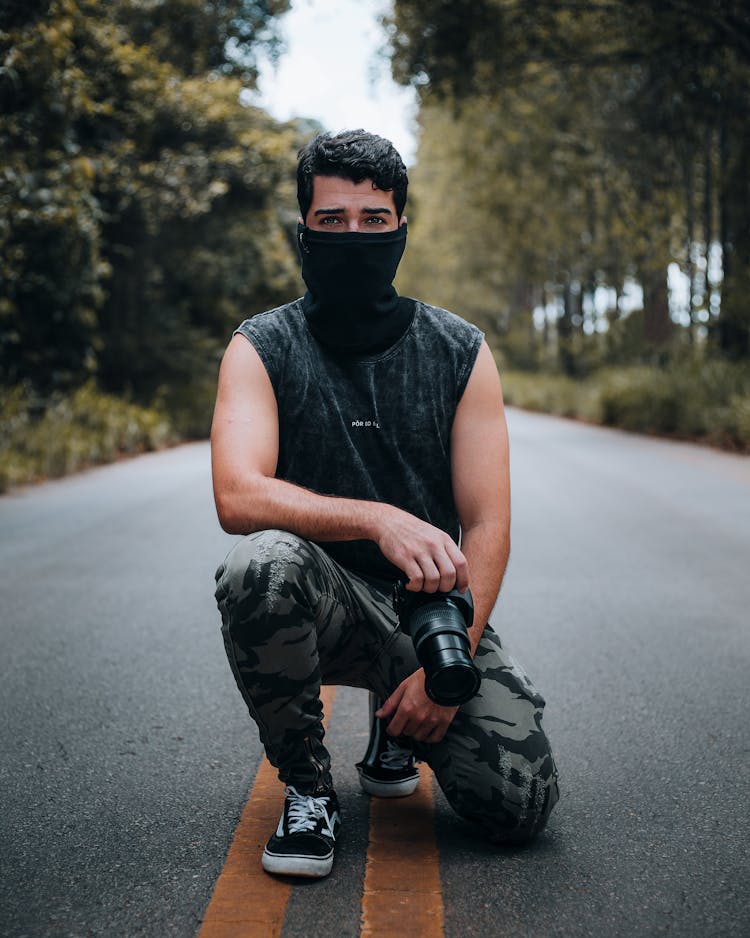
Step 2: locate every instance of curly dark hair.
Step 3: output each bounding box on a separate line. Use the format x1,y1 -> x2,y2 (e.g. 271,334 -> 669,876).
297,129 -> 408,221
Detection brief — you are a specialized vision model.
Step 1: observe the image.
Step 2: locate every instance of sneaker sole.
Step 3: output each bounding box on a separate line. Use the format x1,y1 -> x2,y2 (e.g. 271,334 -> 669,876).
262,847 -> 334,878
358,772 -> 420,798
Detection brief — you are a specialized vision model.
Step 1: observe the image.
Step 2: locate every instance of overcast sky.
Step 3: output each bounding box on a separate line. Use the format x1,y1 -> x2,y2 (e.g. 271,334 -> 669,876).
248,0 -> 419,165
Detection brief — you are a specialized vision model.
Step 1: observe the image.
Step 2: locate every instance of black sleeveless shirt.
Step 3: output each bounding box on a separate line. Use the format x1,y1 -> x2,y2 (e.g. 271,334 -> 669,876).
235,298 -> 483,581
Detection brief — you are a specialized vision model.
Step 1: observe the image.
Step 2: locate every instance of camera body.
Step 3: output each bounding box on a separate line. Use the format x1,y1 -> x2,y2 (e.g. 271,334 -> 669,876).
393,581 -> 481,706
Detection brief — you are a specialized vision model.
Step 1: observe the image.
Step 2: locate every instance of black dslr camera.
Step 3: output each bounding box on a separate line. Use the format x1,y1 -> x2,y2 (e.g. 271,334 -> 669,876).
393,581 -> 481,706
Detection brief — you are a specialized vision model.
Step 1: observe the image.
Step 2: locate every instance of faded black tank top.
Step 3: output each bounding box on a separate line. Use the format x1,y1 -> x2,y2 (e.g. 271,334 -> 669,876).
235,298 -> 483,581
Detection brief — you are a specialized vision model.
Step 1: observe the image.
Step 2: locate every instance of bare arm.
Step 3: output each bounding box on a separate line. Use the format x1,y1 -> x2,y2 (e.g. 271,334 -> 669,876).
211,334 -> 468,588
449,340 -> 511,654
378,341 -> 511,742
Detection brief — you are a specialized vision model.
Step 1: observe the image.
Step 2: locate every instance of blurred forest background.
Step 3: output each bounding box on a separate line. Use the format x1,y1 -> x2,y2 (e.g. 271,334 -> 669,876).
1,0 -> 749,491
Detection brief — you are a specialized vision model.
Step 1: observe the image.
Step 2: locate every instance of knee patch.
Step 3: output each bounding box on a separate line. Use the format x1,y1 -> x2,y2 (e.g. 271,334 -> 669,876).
439,743 -> 558,846
217,530 -> 321,617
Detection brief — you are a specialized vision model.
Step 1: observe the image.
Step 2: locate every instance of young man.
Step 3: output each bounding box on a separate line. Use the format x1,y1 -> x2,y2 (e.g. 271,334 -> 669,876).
212,130 -> 558,878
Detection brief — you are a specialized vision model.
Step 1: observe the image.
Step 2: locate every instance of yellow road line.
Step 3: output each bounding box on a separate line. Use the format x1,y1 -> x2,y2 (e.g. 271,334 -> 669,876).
361,767 -> 444,937
198,685 -> 338,938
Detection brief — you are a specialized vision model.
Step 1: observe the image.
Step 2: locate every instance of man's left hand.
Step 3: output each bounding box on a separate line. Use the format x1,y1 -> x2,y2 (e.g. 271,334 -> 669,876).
376,670 -> 458,744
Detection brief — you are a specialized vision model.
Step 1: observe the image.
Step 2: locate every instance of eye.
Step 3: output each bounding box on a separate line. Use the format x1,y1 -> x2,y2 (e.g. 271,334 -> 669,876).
319,215 -> 341,226
364,216 -> 386,224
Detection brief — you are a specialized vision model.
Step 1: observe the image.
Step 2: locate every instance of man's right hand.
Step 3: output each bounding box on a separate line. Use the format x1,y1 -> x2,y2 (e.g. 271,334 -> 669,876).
375,505 -> 469,594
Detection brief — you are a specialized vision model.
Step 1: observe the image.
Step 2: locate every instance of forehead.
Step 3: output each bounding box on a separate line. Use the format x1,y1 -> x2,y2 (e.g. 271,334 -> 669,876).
309,175 -> 396,211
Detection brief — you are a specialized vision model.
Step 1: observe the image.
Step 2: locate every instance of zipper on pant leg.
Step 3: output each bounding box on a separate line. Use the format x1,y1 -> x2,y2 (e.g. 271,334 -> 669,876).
304,736 -> 328,794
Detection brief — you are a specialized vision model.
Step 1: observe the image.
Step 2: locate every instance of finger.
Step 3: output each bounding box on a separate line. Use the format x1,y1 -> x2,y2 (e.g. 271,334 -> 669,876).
384,707 -> 408,737
434,549 -> 458,593
445,541 -> 469,593
423,704 -> 458,743
384,690 -> 425,738
375,685 -> 403,719
424,723 -> 449,745
400,707 -> 436,742
412,718 -> 447,743
401,558 -> 424,592
409,720 -> 435,743
417,556 -> 442,593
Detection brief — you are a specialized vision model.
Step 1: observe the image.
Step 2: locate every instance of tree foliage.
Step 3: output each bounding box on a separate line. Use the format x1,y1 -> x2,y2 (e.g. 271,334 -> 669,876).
115,0 -> 290,84
1,0 -> 302,432
389,0 -> 750,365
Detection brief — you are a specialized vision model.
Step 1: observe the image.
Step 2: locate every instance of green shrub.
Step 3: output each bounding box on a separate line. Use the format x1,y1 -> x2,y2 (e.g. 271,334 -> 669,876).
0,382 -> 175,492
598,368 -> 682,433
501,370 -> 601,422
499,357 -> 750,453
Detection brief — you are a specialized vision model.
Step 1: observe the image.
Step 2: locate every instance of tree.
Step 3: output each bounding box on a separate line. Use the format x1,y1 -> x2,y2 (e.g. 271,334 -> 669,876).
0,0 -> 303,431
388,0 -> 750,360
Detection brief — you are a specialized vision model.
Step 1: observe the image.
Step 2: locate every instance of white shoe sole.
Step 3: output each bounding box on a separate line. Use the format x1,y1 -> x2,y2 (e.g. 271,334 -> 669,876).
358,772 -> 419,798
262,847 -> 334,878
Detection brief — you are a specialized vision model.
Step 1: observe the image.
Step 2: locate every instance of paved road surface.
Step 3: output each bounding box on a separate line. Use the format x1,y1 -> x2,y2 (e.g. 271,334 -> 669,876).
1,409 -> 748,937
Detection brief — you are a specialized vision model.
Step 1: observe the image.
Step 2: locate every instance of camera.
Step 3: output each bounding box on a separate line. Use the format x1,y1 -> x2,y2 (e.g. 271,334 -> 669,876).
393,581 -> 481,706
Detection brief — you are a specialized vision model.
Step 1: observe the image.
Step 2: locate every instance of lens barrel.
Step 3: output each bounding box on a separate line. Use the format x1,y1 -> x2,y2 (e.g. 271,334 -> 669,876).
406,597 -> 481,706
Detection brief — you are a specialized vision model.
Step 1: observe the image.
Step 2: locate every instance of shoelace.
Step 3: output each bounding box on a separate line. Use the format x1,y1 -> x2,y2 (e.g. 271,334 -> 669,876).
284,786 -> 335,836
379,739 -> 414,770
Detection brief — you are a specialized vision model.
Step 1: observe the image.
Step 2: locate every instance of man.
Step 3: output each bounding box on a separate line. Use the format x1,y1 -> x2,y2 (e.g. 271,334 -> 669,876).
212,130 -> 558,878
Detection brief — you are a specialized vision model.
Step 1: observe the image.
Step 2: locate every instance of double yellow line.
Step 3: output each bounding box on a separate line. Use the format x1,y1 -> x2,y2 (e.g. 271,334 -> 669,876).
199,687 -> 444,937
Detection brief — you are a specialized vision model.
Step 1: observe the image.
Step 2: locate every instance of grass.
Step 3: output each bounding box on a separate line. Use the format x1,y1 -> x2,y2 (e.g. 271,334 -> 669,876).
0,381 -> 176,493
500,358 -> 750,453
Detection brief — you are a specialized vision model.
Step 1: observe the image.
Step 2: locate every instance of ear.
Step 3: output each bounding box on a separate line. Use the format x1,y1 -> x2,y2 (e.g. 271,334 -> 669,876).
298,215 -> 305,225
399,215 -> 408,227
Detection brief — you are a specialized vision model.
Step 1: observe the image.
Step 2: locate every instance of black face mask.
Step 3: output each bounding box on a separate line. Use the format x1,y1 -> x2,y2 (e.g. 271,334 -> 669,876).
297,223 -> 412,354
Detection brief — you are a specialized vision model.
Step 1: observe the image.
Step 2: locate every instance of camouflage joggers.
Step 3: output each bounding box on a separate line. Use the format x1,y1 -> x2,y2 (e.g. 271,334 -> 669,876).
214,529 -> 559,843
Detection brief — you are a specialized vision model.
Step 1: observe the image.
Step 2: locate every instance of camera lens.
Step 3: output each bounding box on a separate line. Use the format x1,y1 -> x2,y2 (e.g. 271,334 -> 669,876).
408,600 -> 481,706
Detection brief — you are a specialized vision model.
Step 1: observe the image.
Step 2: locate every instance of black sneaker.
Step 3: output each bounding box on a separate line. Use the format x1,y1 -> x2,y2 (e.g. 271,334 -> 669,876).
356,693 -> 419,798
262,786 -> 340,878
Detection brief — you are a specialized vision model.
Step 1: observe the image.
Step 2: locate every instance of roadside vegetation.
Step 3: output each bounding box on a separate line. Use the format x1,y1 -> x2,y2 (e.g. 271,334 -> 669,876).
499,360 -> 750,452
0,383 -> 174,493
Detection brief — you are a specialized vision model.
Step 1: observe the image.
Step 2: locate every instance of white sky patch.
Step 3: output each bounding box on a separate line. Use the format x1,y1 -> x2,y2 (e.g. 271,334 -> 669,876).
245,0 -> 418,165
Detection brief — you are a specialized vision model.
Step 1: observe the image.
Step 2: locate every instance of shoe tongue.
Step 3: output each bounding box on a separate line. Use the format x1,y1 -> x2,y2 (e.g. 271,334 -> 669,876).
287,797 -> 320,833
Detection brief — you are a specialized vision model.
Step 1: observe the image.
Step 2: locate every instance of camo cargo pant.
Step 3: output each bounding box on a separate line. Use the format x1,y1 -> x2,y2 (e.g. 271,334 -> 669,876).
214,529 -> 559,843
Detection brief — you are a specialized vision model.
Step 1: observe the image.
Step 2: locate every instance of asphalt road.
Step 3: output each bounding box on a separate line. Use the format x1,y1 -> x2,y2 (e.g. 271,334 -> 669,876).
1,409 -> 748,937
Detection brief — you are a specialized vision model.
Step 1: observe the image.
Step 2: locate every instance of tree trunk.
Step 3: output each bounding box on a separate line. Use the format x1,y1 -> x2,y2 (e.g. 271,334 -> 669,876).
683,148 -> 696,344
641,267 -> 672,348
703,123 -> 715,313
716,115 -> 750,359
558,280 -> 577,376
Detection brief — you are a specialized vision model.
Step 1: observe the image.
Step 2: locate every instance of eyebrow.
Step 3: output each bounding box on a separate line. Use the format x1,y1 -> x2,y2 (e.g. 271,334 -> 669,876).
313,206 -> 393,216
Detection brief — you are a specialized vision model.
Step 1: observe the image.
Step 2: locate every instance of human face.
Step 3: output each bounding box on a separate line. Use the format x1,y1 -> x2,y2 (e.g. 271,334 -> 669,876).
303,175 -> 406,233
